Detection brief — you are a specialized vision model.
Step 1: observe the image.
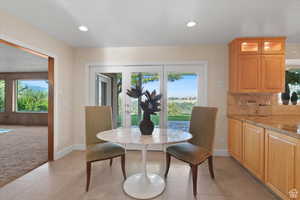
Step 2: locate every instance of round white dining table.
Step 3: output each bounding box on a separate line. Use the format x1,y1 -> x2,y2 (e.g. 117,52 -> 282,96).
97,128 -> 192,199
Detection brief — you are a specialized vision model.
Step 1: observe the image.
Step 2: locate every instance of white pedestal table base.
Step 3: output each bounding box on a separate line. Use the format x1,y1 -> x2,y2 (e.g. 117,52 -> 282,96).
123,173 -> 165,199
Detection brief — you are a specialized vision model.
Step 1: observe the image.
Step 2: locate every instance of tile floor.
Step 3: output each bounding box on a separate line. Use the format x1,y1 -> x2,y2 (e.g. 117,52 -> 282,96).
0,151 -> 279,200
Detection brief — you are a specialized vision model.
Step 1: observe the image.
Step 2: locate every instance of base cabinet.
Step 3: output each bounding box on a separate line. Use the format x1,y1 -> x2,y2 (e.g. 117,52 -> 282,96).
265,130 -> 299,200
243,123 -> 265,181
228,119 -> 243,162
228,119 -> 300,200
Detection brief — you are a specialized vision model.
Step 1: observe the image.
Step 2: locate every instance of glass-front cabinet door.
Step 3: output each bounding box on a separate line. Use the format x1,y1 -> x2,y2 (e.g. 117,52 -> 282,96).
238,39 -> 261,54
262,39 -> 285,54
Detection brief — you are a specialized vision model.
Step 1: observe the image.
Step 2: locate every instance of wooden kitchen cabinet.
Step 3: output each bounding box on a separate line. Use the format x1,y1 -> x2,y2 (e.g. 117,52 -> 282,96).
261,55 -> 285,92
229,37 -> 286,93
243,123 -> 265,181
228,118 -> 300,199
265,130 -> 298,200
238,55 -> 261,92
228,119 -> 243,162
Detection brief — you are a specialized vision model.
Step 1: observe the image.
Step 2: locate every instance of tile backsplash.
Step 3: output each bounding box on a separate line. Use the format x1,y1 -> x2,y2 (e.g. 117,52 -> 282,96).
228,93 -> 300,116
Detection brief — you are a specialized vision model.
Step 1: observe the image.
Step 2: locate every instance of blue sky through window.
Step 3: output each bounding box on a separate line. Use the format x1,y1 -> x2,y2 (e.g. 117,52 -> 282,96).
142,74 -> 197,98
20,80 -> 48,91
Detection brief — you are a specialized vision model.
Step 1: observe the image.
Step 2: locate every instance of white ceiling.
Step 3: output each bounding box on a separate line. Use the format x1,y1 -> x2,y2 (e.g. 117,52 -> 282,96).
0,0 -> 300,47
0,43 -> 48,72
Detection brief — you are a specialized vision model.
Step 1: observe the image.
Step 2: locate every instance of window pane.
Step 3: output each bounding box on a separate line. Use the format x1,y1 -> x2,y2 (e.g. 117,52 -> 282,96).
0,80 -> 5,112
167,73 -> 198,131
130,72 -> 160,127
97,73 -> 123,128
17,80 -> 48,112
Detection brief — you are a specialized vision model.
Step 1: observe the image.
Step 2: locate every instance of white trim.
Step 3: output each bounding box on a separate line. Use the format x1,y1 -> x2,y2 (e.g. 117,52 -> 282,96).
54,145 -> 73,160
54,144 -> 86,160
286,59 -> 300,66
84,61 -> 208,105
72,144 -> 86,151
0,34 -> 59,158
88,61 -> 208,67
87,62 -> 208,127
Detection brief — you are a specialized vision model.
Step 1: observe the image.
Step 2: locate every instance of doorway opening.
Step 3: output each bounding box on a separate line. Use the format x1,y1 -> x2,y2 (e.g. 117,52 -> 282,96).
0,39 -> 54,187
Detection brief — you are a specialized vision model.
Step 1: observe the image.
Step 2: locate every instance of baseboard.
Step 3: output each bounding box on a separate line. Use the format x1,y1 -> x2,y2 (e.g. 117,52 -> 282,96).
54,145 -> 74,160
72,144 -> 86,151
213,149 -> 229,156
54,144 -> 86,160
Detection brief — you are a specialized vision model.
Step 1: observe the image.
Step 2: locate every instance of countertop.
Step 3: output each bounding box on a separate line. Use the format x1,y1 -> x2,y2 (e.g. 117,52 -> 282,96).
228,115 -> 300,139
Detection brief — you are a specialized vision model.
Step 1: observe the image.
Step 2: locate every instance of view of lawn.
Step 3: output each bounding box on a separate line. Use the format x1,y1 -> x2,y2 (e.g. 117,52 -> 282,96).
129,99 -> 195,126
0,80 -> 5,112
17,80 -> 48,112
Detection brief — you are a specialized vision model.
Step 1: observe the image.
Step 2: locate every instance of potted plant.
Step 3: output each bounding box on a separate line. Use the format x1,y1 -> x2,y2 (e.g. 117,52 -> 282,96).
281,82 -> 290,105
291,92 -> 298,105
127,85 -> 162,135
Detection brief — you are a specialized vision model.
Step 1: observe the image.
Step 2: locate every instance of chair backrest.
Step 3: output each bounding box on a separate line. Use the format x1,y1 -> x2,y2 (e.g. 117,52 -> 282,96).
189,106 -> 218,153
85,106 -> 112,146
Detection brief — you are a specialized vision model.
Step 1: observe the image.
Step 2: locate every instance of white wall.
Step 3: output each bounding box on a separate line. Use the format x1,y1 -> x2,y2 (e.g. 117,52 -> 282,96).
73,45 -> 229,153
0,10 -> 74,157
0,43 -> 48,72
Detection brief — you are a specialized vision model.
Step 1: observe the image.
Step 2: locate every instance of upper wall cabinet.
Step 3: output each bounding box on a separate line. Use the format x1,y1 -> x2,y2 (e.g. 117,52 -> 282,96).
229,37 -> 286,93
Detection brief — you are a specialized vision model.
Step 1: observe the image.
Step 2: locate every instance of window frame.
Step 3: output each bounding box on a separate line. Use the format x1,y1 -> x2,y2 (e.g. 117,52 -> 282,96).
0,79 -> 6,112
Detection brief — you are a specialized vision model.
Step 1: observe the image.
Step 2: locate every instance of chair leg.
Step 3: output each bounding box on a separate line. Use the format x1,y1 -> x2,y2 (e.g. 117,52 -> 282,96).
164,152 -> 171,178
208,156 -> 215,179
121,154 -> 126,179
86,162 -> 91,192
109,158 -> 113,167
191,164 -> 198,196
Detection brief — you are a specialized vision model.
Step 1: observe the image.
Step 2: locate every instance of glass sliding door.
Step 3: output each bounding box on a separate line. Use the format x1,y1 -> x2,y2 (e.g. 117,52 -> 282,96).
164,64 -> 206,131
90,63 -> 207,130
130,72 -> 161,128
95,73 -> 123,128
166,73 -> 198,131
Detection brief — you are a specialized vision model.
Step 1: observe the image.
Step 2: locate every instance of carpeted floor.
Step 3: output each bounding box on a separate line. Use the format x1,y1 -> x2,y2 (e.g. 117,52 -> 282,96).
0,125 -> 48,187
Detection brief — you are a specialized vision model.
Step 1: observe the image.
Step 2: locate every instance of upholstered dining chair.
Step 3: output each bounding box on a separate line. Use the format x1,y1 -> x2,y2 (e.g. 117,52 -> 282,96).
164,106 -> 218,196
85,106 -> 126,192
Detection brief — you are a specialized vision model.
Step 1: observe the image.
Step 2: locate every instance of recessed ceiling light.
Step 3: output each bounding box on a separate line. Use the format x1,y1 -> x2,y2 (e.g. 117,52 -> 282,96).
78,25 -> 88,32
186,21 -> 197,27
